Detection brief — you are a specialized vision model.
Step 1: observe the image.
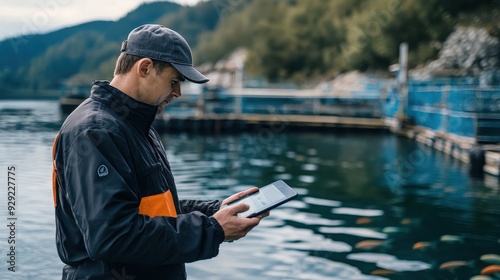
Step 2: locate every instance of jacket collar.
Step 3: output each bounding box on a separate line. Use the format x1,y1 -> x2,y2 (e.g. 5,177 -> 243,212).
90,80 -> 159,134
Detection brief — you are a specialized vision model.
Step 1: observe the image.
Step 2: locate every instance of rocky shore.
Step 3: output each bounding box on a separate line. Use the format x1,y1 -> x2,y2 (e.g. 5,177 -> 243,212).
411,26 -> 500,85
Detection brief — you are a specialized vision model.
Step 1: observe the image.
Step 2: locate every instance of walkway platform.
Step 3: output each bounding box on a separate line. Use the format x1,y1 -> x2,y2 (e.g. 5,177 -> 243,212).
155,113 -> 388,133
391,123 -> 500,177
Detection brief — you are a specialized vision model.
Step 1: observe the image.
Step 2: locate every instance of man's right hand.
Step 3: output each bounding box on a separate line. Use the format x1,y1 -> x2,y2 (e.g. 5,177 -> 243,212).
212,202 -> 264,242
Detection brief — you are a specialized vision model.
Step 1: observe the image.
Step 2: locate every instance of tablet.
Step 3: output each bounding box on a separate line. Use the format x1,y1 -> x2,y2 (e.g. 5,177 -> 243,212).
228,180 -> 298,218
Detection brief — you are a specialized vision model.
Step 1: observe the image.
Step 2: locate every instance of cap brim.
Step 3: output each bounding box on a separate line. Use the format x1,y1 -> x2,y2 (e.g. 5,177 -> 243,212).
171,63 -> 209,84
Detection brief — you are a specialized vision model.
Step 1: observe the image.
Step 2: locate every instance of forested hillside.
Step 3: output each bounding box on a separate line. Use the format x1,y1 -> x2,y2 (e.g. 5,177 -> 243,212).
0,0 -> 498,94
195,0 -> 499,82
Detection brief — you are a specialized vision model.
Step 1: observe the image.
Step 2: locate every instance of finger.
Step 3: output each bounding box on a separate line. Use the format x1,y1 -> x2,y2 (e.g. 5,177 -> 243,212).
255,211 -> 270,219
246,217 -> 262,227
240,187 -> 259,196
233,187 -> 258,200
225,202 -> 250,215
249,212 -> 269,222
222,187 -> 259,205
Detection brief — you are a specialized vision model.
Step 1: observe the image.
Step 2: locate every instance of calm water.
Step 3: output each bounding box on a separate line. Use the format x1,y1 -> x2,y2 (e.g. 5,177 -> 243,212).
0,100 -> 499,280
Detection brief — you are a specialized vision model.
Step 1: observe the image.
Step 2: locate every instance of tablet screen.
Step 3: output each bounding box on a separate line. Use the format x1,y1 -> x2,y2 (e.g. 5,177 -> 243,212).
233,182 -> 289,218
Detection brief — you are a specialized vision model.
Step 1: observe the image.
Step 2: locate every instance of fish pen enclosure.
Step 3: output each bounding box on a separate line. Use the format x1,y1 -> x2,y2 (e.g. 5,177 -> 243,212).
386,77 -> 500,144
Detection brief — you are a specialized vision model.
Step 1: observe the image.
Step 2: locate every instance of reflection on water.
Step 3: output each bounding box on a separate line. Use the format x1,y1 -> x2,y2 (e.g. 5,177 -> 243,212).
0,100 -> 499,280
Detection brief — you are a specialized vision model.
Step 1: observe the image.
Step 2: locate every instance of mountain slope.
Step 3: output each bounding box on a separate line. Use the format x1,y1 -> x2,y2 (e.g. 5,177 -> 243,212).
0,0 -> 498,95
0,1 -> 183,93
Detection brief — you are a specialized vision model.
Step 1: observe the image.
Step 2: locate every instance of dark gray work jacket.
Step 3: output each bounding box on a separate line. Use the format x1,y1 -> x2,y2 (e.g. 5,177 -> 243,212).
52,80 -> 224,280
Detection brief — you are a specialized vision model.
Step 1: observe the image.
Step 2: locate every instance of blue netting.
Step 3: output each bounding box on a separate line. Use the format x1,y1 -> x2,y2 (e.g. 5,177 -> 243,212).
385,78 -> 500,140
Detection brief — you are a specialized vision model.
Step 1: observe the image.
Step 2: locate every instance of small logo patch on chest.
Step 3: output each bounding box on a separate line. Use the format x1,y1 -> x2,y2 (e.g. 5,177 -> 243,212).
97,164 -> 109,177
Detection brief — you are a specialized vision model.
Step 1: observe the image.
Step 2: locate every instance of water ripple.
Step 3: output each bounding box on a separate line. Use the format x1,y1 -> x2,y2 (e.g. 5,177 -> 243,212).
2,100 -> 500,279
272,209 -> 344,226
348,253 -> 432,272
319,227 -> 388,239
303,197 -> 342,207
332,207 -> 384,217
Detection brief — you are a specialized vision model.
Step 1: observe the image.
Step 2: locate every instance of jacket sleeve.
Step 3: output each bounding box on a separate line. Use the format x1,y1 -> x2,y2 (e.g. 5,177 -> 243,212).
60,127 -> 224,265
179,200 -> 221,216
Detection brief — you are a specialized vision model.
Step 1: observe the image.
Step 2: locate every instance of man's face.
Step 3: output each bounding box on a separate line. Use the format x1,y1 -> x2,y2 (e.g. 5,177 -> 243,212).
144,66 -> 184,113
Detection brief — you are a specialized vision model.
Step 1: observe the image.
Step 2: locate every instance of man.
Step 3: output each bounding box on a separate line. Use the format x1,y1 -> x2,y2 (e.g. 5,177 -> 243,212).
52,24 -> 266,280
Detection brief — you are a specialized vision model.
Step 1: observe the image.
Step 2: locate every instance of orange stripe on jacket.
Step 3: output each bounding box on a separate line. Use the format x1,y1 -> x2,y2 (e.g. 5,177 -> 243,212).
52,133 -> 60,207
139,190 -> 177,218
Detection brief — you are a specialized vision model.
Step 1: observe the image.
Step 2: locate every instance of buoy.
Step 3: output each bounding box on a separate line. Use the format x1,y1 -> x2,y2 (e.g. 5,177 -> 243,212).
439,261 -> 469,270
481,265 -> 500,275
480,254 -> 500,265
469,145 -> 485,178
355,240 -> 386,250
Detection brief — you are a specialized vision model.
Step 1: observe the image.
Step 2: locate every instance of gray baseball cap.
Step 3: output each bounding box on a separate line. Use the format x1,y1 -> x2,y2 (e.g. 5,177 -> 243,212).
121,24 -> 209,84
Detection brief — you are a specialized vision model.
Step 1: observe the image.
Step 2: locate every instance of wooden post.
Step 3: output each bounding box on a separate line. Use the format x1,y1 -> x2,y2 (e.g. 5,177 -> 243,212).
234,57 -> 244,115
397,42 -> 409,126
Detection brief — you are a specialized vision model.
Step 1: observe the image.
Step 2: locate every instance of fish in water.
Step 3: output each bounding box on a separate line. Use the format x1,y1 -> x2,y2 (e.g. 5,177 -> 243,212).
481,265 -> 500,275
470,275 -> 494,280
356,217 -> 373,225
355,240 -> 386,250
439,260 -> 470,270
371,269 -> 396,276
480,254 -> 500,265
382,226 -> 408,234
439,235 -> 463,243
412,241 -> 433,251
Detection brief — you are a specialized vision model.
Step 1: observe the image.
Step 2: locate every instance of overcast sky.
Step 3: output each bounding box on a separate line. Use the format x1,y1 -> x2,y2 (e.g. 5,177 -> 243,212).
0,0 -> 203,41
